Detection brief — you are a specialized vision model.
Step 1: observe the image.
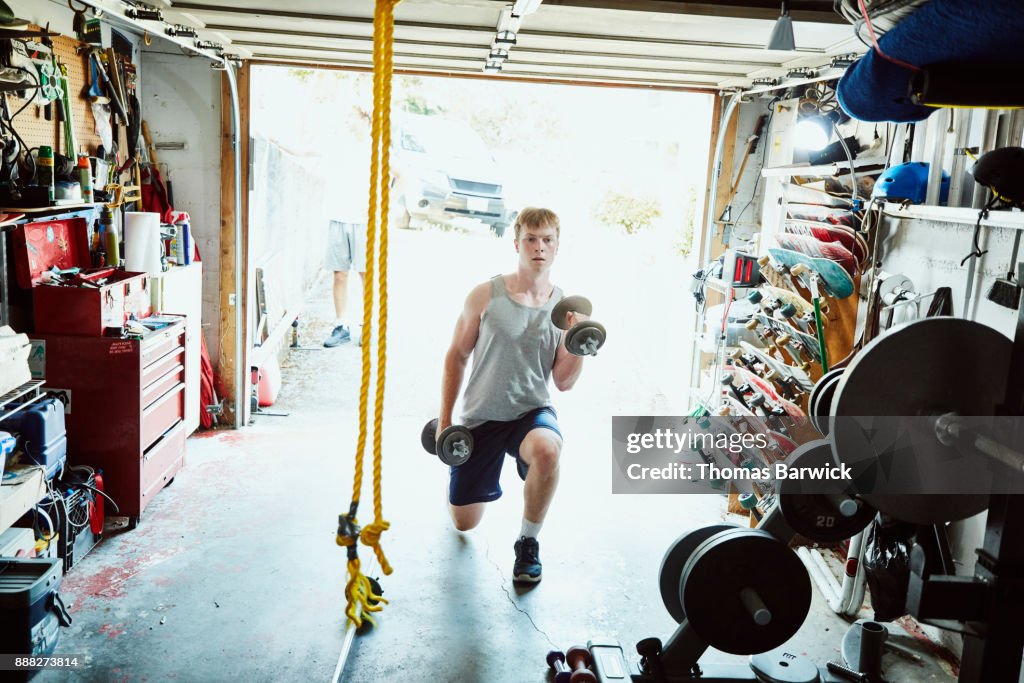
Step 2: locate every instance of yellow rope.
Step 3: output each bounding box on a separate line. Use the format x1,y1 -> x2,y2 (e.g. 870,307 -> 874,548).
338,0 -> 400,629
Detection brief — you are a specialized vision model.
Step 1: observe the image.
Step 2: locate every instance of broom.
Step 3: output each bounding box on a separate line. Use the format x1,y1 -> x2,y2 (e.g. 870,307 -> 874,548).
988,230 -> 1022,309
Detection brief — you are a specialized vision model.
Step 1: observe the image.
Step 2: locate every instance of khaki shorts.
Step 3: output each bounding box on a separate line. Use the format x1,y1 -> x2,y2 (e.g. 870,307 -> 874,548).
325,220 -> 367,273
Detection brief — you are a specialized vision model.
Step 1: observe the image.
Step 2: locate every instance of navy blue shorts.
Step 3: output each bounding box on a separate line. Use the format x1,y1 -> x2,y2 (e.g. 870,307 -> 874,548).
448,406 -> 562,506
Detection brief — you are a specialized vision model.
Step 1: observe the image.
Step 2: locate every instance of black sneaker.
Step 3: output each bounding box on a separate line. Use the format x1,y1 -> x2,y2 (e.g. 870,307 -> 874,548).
513,536 -> 542,584
323,325 -> 351,348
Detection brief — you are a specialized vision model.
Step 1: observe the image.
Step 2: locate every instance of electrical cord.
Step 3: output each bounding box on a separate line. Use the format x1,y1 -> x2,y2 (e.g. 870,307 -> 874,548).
856,0 -> 920,72
66,481 -> 120,513
699,330 -> 727,414
833,122 -> 861,209
804,83 -> 838,113
960,195 -> 997,267
837,0 -> 927,49
7,46 -> 43,121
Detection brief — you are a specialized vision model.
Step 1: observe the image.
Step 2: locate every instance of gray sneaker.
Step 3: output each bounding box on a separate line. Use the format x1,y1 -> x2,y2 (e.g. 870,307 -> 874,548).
323,325 -> 351,347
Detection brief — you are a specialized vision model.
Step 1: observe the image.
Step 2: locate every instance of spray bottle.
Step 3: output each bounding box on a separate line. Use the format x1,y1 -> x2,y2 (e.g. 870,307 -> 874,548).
78,155 -> 93,203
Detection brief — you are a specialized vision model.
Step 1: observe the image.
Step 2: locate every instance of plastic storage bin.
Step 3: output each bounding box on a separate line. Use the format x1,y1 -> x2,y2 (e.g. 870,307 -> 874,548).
0,558 -> 68,667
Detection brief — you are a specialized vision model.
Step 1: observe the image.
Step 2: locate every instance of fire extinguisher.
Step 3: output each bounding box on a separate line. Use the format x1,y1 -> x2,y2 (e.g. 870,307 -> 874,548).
90,471 -> 105,535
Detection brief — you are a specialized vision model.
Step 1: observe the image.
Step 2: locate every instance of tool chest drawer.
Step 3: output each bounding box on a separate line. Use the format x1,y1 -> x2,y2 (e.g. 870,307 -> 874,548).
141,382 -> 185,451
141,361 -> 185,408
141,420 -> 185,506
141,327 -> 186,367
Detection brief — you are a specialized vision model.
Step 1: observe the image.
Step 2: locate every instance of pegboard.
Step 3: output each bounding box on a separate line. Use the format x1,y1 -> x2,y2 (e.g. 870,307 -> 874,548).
9,27 -> 103,157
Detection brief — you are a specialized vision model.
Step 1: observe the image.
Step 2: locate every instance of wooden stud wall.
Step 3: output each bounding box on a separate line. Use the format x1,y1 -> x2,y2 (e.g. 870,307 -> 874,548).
10,27 -> 103,156
217,64 -> 251,426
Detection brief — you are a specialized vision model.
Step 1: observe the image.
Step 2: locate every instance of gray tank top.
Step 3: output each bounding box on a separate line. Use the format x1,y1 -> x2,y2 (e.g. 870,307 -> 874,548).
461,275 -> 563,426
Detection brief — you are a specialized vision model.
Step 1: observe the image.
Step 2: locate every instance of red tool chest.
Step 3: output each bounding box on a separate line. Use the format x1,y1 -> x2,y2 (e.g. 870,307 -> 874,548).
31,318 -> 187,526
12,217 -> 150,335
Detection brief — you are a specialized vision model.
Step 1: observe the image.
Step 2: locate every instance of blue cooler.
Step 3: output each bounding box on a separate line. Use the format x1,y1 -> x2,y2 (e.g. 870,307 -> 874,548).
0,399 -> 67,480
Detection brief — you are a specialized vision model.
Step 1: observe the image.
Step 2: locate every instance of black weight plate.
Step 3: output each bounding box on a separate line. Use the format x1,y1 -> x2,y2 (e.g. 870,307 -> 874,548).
808,368 -> 844,435
438,426 -> 474,467
566,321 -> 607,356
750,648 -> 821,683
658,524 -> 735,623
778,492 -> 875,543
681,528 -> 811,655
829,318 -> 1009,524
551,295 -> 593,330
421,419 -> 439,455
778,441 -> 875,543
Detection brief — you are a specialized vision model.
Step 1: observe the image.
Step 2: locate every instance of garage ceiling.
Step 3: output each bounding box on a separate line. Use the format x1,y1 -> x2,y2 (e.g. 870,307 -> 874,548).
162,0 -> 863,91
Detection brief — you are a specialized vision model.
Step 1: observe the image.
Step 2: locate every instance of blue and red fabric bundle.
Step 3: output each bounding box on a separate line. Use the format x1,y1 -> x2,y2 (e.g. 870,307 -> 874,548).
837,0 -> 1024,122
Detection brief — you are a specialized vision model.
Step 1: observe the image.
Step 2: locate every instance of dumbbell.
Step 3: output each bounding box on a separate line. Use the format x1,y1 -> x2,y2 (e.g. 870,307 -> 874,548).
420,418 -> 474,467
551,295 -> 607,357
545,651 -> 572,683
565,645 -> 598,683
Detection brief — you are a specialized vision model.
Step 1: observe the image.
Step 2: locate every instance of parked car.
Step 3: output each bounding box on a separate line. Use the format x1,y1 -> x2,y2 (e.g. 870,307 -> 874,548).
392,114 -> 517,237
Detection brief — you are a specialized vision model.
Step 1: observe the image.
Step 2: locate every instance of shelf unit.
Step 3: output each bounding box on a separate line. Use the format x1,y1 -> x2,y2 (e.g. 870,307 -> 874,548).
0,379 -> 50,534
882,203 -> 1024,230
760,157 -> 888,178
0,203 -> 104,214
0,380 -> 47,424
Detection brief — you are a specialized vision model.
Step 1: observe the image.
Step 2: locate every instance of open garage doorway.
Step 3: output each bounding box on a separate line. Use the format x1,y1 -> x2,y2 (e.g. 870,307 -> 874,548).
249,65 -> 714,418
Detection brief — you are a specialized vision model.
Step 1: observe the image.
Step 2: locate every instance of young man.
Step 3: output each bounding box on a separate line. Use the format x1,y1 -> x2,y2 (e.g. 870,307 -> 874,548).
437,207 -> 587,584
323,219 -> 366,347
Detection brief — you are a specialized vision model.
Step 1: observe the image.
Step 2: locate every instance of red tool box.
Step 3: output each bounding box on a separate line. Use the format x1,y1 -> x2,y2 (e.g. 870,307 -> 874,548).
31,318 -> 188,525
11,217 -> 150,335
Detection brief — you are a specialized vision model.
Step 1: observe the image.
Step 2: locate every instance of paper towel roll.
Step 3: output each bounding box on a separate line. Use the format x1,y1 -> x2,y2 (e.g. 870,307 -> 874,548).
124,212 -> 162,274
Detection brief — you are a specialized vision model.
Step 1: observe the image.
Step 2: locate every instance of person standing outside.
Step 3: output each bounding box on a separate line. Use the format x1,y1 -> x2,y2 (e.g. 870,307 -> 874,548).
323,113 -> 372,348
323,217 -> 366,347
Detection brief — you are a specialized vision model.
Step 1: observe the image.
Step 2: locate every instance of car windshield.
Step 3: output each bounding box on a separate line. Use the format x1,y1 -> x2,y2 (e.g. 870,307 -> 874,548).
400,117 -> 490,161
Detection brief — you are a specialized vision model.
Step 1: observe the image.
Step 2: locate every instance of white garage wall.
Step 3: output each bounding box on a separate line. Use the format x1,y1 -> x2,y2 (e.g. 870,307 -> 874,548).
140,50 -> 223,363
723,98 -> 775,246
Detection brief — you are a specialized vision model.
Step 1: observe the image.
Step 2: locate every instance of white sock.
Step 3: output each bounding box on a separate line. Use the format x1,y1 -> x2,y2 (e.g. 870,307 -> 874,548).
519,518 -> 542,540
333,318 -> 345,328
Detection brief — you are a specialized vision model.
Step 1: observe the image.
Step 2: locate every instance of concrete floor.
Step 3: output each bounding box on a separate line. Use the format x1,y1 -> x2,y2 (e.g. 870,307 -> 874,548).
42,228 -> 959,682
